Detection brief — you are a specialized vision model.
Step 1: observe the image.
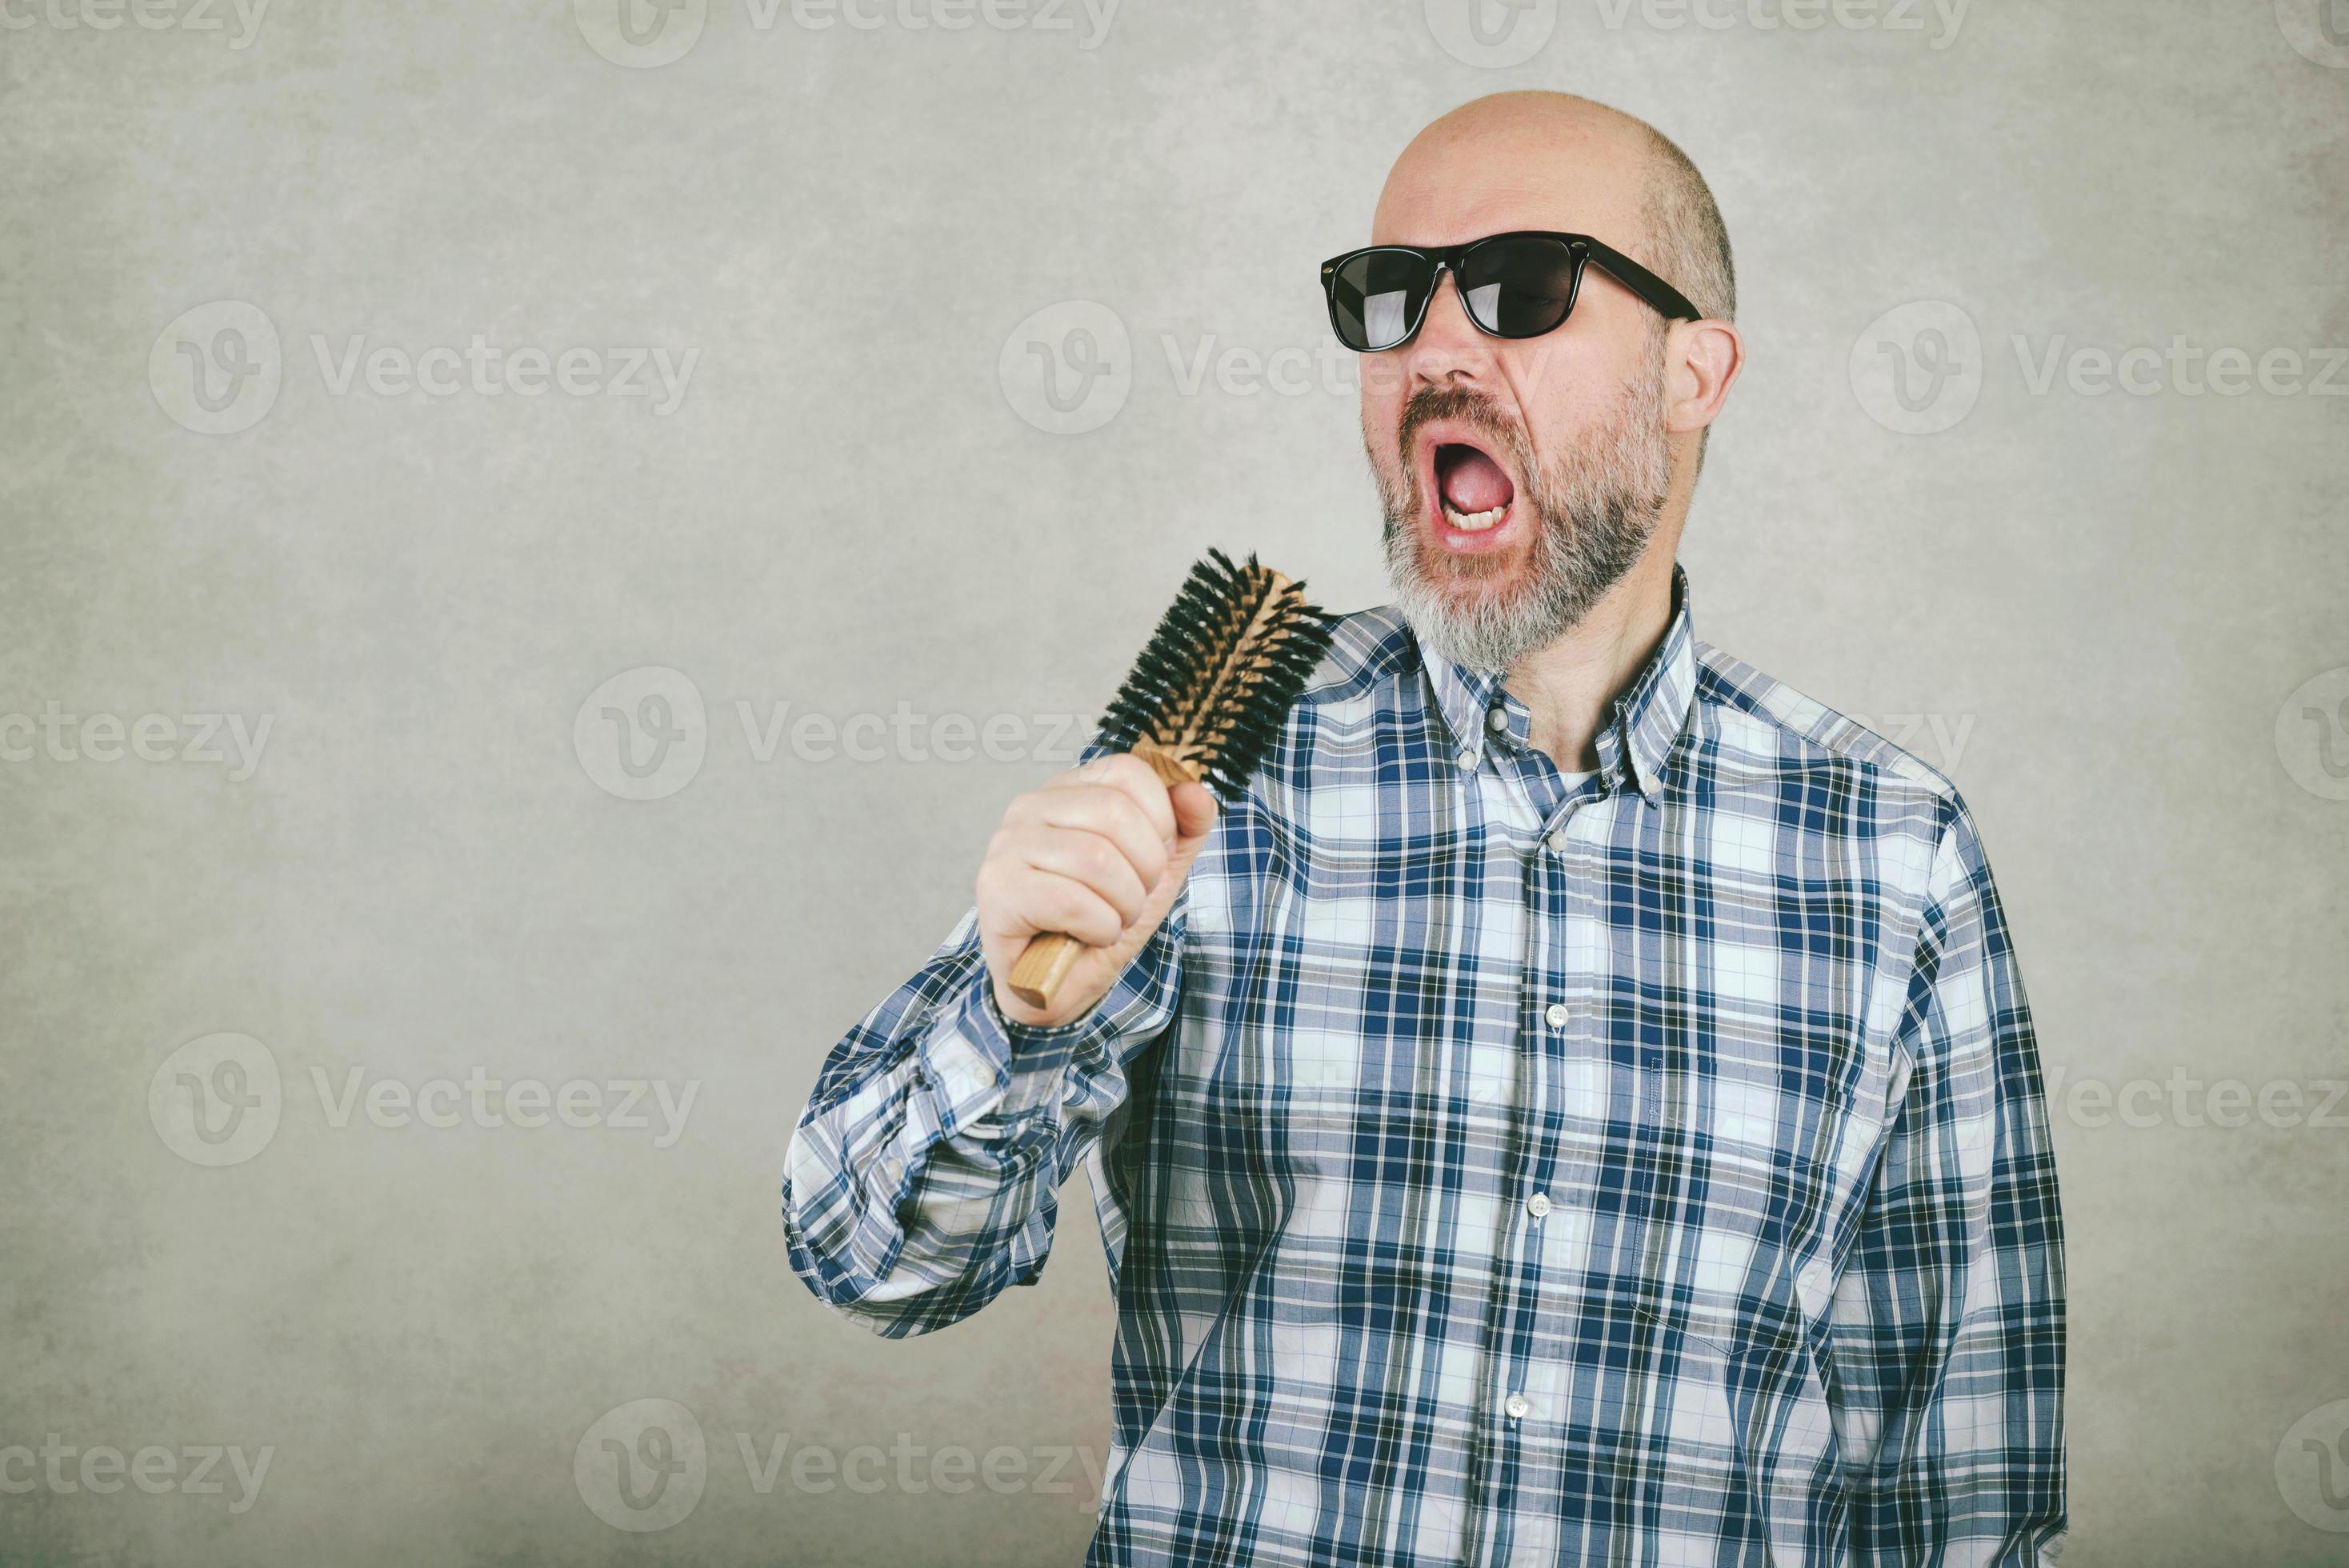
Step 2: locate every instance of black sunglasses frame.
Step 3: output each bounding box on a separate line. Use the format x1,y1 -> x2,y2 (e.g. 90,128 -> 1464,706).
1318,230 -> 1701,353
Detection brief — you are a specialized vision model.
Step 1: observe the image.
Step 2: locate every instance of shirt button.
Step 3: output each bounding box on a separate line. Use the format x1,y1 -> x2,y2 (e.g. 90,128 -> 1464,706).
1545,829 -> 1567,854
1526,1192 -> 1551,1218
1488,706 -> 1509,733
1544,1002 -> 1567,1029
1503,1393 -> 1530,1421
1456,746 -> 1476,770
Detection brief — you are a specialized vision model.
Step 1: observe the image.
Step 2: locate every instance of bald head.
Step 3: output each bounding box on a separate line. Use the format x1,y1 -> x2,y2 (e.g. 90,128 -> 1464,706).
1373,92 -> 1734,325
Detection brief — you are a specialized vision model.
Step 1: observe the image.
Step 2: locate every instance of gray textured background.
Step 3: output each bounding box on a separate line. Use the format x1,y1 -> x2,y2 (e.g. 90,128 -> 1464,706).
3,0 -> 2346,1562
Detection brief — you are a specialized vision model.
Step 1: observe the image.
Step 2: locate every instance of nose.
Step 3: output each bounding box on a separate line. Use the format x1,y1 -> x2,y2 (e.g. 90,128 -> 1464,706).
1402,263 -> 1498,391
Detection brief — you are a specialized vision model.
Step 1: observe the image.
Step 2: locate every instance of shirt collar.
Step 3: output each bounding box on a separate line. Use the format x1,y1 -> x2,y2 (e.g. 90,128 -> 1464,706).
1419,563 -> 1698,808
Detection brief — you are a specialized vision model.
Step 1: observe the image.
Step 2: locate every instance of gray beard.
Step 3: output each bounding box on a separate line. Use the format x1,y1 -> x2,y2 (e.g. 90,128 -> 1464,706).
1375,355 -> 1671,674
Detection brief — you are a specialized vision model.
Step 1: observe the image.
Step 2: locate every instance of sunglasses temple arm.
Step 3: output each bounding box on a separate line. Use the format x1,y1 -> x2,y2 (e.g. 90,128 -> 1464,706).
1581,239 -> 1702,322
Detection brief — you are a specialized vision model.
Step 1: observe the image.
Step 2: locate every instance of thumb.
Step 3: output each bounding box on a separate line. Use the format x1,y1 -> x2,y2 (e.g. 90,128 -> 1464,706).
1167,779 -> 1219,844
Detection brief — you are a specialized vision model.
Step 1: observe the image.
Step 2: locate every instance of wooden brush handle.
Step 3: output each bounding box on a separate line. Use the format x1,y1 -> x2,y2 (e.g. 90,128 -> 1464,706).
1004,932 -> 1088,1014
1006,738 -> 1203,1011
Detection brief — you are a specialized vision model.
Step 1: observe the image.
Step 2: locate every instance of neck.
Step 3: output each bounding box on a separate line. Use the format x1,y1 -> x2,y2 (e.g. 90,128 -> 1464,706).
1505,546 -> 1677,774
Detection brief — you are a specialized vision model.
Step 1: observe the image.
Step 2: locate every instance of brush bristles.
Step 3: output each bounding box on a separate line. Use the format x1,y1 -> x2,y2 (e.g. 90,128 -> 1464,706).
1096,549 -> 1339,804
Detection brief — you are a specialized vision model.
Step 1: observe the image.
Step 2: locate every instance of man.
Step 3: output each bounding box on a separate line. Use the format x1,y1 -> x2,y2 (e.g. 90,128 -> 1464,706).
784,90 -> 2066,1566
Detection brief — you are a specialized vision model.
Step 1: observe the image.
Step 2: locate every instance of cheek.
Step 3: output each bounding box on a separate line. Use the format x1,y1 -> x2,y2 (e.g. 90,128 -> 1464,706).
1507,330 -> 1637,436
1359,382 -> 1407,461
1358,351 -> 1411,413
1520,376 -> 1626,471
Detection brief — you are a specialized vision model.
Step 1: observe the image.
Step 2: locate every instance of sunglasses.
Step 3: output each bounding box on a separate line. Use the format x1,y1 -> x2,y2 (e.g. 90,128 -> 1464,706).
1319,230 -> 1699,354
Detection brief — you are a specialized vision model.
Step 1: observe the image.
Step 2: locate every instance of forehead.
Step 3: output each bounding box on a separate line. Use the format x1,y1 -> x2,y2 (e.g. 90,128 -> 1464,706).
1369,117 -> 1649,252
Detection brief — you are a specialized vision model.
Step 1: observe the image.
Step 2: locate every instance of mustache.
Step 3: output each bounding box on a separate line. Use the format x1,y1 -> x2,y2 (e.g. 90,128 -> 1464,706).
1396,386 -> 1530,471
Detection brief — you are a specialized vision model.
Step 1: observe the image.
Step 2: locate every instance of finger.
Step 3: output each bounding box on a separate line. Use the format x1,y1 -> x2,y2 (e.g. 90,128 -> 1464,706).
1043,753 -> 1177,842
1025,786 -> 1168,890
1008,870 -> 1125,948
1166,779 -> 1219,843
1007,826 -> 1150,926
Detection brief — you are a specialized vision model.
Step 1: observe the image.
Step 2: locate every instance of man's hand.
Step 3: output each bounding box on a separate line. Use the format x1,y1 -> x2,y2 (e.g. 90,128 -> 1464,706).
976,754 -> 1219,1030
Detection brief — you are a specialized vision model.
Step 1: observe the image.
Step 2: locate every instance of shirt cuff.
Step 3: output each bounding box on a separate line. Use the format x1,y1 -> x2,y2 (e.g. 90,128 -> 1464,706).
913,974 -> 1096,1136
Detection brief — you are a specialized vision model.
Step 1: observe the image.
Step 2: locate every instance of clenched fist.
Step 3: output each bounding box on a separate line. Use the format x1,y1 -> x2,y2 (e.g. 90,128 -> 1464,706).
976,753 -> 1219,1030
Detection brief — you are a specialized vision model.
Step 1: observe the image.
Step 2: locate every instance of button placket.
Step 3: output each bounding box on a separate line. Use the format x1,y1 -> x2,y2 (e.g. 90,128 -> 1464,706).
1536,791 -> 1613,1226
1479,800 -> 1570,1492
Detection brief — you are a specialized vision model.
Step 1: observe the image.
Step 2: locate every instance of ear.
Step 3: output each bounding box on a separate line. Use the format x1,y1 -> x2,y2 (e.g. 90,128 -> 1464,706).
1663,318 -> 1743,435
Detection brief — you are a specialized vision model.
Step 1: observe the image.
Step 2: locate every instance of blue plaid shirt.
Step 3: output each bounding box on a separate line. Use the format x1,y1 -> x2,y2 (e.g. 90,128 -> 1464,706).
783,566 -> 2066,1566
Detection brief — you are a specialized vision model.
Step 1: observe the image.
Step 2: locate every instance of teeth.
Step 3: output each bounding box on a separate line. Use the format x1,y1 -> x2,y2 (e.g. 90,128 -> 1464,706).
1442,503 -> 1507,532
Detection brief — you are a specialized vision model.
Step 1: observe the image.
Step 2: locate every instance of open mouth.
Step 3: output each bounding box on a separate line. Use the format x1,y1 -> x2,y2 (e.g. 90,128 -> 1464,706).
1417,426 -> 1520,551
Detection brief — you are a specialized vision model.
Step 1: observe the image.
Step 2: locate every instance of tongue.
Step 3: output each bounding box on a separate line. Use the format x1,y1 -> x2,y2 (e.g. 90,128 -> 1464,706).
1439,446 -> 1513,514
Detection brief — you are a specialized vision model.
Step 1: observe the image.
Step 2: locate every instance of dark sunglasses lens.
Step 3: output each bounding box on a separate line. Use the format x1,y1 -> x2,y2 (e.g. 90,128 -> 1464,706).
1460,238 -> 1580,338
1330,251 -> 1431,351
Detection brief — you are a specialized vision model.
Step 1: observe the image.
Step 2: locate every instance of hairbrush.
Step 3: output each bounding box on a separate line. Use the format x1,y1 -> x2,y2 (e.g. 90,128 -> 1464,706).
1006,549 -> 1337,1010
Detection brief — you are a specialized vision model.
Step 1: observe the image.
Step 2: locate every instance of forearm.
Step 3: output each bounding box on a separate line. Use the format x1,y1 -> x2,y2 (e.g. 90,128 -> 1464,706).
782,902 -> 1183,1336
